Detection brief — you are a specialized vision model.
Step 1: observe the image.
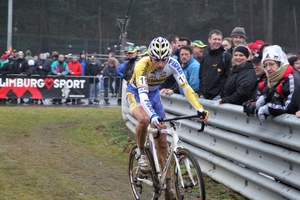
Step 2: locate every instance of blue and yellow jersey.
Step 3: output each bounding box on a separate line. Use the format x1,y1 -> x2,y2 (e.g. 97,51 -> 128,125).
127,56 -> 203,117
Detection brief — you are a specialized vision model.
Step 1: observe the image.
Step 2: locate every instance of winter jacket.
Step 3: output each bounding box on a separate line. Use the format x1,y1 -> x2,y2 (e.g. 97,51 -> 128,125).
103,65 -> 118,77
86,62 -> 101,83
179,57 -> 200,95
12,58 -> 26,74
123,57 -> 139,82
199,47 -> 232,99
262,65 -> 300,116
251,73 -> 267,102
0,60 -> 13,75
68,61 -> 82,76
51,60 -> 69,76
35,59 -> 50,76
221,61 -> 256,105
78,58 -> 87,76
117,61 -> 128,77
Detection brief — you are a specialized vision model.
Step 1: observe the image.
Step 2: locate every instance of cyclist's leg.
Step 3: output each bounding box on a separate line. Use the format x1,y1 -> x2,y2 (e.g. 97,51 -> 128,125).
126,88 -> 150,160
150,90 -> 174,191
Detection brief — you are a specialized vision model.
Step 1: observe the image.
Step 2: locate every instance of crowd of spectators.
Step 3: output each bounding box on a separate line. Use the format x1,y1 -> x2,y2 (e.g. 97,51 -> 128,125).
0,47 -> 149,105
159,27 -> 300,120
1,26 -> 300,120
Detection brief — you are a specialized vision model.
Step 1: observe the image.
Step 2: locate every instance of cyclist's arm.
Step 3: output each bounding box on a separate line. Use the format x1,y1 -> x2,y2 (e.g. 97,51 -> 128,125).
169,58 -> 204,112
134,60 -> 157,118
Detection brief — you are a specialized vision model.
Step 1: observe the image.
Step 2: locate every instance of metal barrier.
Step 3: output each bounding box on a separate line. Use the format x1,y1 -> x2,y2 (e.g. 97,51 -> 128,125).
122,91 -> 300,200
99,76 -> 122,104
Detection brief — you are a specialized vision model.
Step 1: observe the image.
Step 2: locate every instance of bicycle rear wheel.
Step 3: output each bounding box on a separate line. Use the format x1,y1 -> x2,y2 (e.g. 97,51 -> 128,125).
128,144 -> 159,200
173,148 -> 206,200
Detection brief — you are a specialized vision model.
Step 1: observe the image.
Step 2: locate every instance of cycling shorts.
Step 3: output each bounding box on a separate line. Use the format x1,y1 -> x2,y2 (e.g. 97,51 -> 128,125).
126,85 -> 166,119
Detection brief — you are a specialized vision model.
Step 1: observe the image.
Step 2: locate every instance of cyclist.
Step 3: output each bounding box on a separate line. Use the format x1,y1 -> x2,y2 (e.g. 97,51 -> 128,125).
126,37 -> 209,194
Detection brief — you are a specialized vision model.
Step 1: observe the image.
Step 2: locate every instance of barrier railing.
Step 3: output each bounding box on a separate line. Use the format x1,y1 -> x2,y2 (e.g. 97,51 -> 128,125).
122,90 -> 300,200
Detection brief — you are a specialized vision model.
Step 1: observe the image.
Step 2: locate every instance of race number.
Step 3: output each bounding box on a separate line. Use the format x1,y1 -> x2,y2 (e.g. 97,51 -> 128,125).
139,76 -> 147,85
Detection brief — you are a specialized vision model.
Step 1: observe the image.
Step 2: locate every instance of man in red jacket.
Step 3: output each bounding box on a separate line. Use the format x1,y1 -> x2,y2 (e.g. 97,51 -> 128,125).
65,55 -> 84,104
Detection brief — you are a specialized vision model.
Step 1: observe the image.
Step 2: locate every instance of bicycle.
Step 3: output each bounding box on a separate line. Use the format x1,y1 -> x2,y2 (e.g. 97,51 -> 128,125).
128,113 -> 206,200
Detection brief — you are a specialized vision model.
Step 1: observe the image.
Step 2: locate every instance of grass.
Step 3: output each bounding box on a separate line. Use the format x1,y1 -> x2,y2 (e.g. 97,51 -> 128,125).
0,107 -> 247,200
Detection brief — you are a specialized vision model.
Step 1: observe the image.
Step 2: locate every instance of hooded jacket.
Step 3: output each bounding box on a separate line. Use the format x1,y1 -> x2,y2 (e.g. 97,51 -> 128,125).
221,61 -> 256,105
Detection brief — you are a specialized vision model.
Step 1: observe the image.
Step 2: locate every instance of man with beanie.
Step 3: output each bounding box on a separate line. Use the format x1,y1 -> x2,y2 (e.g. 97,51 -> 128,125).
230,27 -> 247,48
199,29 -> 232,100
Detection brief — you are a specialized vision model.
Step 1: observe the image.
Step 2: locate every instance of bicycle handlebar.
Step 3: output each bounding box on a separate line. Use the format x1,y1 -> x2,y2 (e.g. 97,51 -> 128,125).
158,111 -> 207,132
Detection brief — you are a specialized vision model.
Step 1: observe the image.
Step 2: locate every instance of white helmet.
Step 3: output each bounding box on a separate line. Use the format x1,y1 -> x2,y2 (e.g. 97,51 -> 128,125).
148,37 -> 172,59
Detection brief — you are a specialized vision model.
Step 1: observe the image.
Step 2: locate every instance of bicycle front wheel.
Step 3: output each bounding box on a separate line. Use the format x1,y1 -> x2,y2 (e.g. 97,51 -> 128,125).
128,144 -> 158,200
173,148 -> 206,200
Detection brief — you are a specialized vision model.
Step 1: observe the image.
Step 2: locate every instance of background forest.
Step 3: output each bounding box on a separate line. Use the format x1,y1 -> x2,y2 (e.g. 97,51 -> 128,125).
0,0 -> 299,55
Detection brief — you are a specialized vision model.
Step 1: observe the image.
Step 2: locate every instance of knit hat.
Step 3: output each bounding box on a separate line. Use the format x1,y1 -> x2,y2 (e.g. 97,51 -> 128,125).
234,46 -> 250,58
28,59 -> 35,66
248,43 -> 259,51
1,54 -> 8,60
261,45 -> 289,69
251,50 -> 263,63
230,27 -> 247,39
192,40 -> 207,48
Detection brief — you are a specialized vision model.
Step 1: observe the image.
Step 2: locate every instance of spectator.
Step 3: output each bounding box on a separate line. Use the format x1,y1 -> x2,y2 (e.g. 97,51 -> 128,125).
288,56 -> 300,76
103,60 -> 119,105
243,50 -> 266,115
51,51 -> 59,66
9,49 -> 18,62
178,46 -> 200,95
222,37 -> 232,52
35,53 -> 50,77
219,45 -> 256,105
11,51 -> 27,103
244,45 -> 300,120
248,42 -> 259,55
0,54 -> 12,104
25,50 -> 34,61
24,59 -> 38,104
23,59 -> 37,76
178,37 -> 191,48
122,46 -> 139,82
192,40 -> 207,63
65,55 -> 84,104
139,49 -> 149,57
107,52 -> 120,67
86,56 -> 101,105
51,54 -> 69,104
255,40 -> 265,49
166,34 -> 179,59
230,27 -> 247,48
12,51 -> 26,74
66,53 -> 73,63
199,29 -> 232,100
79,51 -> 87,76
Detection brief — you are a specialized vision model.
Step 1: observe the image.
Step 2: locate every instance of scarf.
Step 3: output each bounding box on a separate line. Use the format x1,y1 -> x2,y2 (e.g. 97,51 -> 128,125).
267,65 -> 287,88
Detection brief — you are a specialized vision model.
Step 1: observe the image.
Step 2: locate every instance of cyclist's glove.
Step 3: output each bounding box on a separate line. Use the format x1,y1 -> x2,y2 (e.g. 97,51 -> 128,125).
197,110 -> 209,118
150,114 -> 160,127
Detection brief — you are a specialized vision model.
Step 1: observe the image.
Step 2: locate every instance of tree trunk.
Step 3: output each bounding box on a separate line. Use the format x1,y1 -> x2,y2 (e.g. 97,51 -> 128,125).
263,0 -> 267,41
98,4 -> 102,54
293,5 -> 299,53
249,0 -> 254,42
267,0 -> 273,44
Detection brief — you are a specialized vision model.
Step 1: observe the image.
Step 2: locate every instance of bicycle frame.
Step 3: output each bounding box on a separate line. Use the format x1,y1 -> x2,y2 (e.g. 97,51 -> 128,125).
136,121 -> 196,190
